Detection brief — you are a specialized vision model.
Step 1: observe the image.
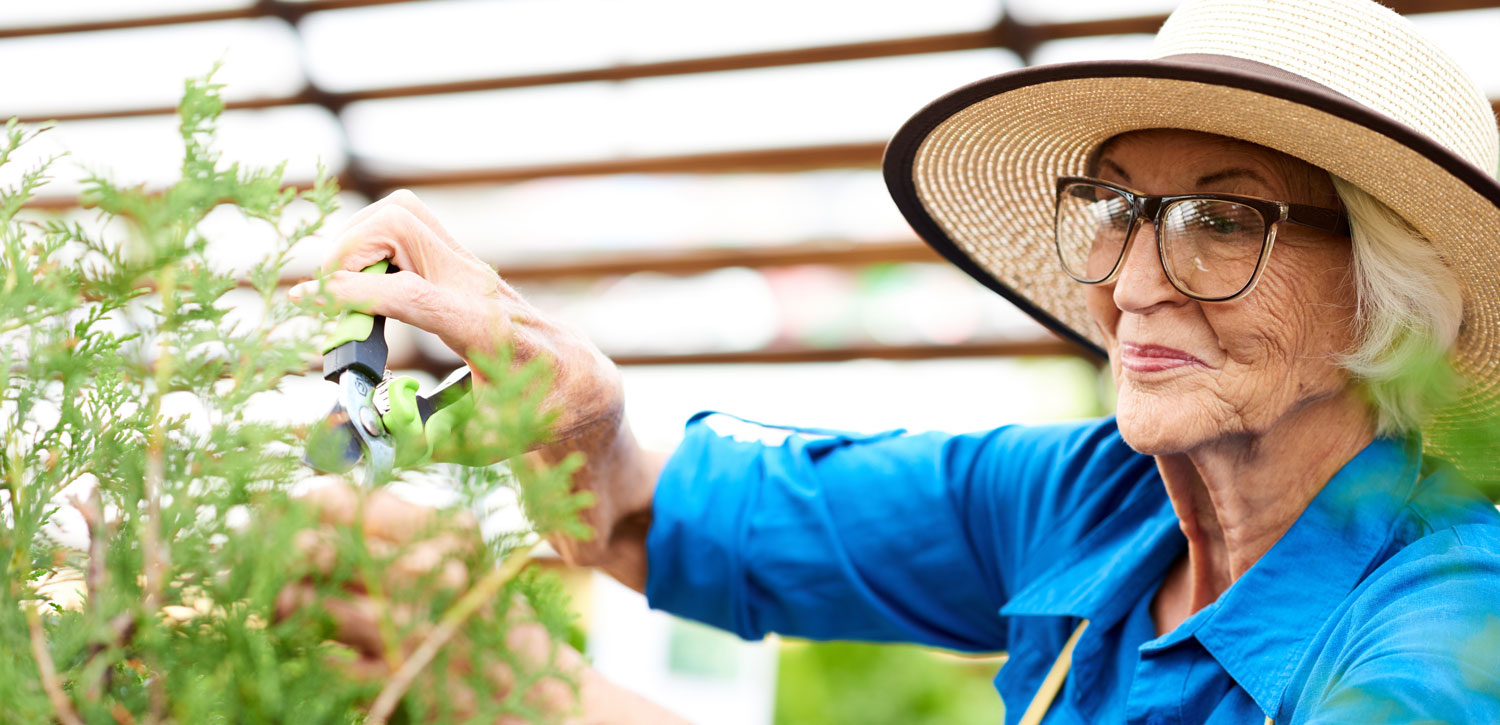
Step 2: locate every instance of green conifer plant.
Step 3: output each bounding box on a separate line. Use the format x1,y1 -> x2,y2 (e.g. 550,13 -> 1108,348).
1,71 -> 590,724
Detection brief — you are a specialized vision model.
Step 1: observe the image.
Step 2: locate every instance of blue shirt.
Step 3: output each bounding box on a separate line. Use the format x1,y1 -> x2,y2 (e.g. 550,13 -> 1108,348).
645,413 -> 1500,723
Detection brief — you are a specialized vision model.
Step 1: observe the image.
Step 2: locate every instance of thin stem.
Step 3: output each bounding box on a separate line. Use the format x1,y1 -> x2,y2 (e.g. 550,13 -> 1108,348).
72,487 -> 134,701
26,605 -> 85,725
366,546 -> 535,724
73,488 -> 107,607
140,263 -> 177,725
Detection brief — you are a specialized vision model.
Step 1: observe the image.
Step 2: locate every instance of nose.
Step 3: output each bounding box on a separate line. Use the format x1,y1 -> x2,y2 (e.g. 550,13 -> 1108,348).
1111,220 -> 1188,313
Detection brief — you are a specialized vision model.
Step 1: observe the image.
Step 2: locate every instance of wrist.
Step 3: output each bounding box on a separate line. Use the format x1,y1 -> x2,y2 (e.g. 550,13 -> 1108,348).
574,667 -> 687,725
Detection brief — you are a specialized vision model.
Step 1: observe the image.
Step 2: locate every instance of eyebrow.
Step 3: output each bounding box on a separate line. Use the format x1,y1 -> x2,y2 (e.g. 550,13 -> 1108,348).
1099,158 -> 1132,183
1195,167 -> 1273,190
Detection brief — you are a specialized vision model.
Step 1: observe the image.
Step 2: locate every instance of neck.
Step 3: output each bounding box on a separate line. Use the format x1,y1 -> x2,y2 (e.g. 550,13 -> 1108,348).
1156,392 -> 1375,612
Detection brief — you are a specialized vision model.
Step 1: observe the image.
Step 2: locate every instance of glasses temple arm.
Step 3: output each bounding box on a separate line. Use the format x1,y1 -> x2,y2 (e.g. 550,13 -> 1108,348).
1285,202 -> 1351,237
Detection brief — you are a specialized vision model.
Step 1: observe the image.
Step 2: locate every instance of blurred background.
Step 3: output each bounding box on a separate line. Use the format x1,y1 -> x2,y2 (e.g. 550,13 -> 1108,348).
4,1 -> 1496,722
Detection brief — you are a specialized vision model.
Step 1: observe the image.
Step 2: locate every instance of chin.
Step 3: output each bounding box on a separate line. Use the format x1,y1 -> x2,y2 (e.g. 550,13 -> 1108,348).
1113,387 -> 1224,456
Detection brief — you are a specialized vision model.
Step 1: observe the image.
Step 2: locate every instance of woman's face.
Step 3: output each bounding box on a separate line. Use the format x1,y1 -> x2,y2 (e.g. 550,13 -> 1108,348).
1084,130 -> 1362,454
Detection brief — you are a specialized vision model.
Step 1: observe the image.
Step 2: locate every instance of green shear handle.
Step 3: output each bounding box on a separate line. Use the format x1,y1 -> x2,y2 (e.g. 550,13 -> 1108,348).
321,260 -> 396,382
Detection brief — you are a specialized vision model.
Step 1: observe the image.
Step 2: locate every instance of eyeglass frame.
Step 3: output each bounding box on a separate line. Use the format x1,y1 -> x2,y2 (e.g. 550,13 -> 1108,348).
1053,175 -> 1352,302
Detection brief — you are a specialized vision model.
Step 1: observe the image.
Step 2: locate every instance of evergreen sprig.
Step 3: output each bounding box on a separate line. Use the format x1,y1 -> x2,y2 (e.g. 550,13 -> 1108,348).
1,70 -> 586,724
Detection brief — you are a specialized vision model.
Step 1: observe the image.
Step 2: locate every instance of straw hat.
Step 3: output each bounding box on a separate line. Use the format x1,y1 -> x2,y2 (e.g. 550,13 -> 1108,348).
883,0 -> 1500,471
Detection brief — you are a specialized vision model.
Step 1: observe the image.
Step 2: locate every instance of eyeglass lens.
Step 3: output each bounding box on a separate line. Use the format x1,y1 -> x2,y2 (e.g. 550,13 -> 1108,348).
1055,182 -> 1269,299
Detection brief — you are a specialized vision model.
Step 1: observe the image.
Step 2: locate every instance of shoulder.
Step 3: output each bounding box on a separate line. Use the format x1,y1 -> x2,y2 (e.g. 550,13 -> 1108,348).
1303,524 -> 1500,721
1350,522 -> 1500,612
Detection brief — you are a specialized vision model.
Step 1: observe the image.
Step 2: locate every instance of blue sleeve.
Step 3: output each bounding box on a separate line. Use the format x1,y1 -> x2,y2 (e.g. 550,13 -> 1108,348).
1303,526 -> 1500,723
643,412 -> 1148,653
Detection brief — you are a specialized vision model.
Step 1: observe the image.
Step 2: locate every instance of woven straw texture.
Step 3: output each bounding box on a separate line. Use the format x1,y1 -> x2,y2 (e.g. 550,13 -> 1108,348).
906,0 -> 1500,465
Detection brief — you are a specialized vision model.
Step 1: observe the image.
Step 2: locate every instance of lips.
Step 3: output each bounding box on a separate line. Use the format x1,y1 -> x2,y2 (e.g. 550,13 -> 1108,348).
1119,342 -> 1208,372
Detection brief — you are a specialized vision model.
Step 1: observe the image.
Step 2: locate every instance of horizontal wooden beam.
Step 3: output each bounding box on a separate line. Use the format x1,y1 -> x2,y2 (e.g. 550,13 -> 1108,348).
0,0 -> 409,39
23,142 -> 885,210
492,239 -> 939,281
339,30 -> 1006,105
22,175 -> 354,212
387,338 -> 1094,377
274,239 -> 940,289
606,338 -> 1090,366
371,142 -> 887,188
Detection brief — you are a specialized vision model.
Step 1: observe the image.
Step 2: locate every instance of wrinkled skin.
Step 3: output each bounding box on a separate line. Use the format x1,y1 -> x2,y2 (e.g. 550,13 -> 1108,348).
1084,129 -> 1364,454
1082,130 -> 1377,632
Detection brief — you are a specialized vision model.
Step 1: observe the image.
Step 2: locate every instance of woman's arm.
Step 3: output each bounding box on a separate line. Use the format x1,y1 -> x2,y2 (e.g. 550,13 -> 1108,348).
292,189 -> 663,591
527,409 -> 668,593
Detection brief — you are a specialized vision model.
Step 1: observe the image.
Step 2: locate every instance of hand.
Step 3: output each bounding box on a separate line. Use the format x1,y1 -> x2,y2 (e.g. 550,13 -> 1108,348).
289,190 -> 623,438
292,191 -> 664,591
276,480 -> 643,724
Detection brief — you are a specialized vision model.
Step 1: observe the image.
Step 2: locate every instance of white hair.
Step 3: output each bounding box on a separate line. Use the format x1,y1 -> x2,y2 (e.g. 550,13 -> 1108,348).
1332,175 -> 1464,436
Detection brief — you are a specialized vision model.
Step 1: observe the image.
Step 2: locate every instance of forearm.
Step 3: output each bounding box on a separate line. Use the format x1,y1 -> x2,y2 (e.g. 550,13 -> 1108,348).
574,668 -> 690,725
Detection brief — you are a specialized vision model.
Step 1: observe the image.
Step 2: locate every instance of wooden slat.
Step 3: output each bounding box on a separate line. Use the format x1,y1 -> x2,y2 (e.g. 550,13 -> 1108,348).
0,7 -> 260,38
492,239 -> 939,281
270,239 -> 939,287
338,30 -> 1005,104
0,0 -> 408,39
208,239 -> 943,297
606,339 -> 1089,366
390,338 -> 1093,377
22,143 -> 885,210
267,239 -> 938,289
371,142 -> 887,188
22,175 -> 354,213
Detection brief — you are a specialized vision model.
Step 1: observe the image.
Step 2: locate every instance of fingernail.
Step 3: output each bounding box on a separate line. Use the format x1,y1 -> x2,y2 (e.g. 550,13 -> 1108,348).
288,282 -> 313,301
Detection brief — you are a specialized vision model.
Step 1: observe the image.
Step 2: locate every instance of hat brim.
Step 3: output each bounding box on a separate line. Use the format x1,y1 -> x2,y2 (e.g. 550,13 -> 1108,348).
883,55 -> 1500,459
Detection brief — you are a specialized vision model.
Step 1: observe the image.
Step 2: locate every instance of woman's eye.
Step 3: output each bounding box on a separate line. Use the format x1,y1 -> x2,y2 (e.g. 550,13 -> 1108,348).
1180,202 -> 1256,237
1204,215 -> 1239,234
1096,199 -> 1130,229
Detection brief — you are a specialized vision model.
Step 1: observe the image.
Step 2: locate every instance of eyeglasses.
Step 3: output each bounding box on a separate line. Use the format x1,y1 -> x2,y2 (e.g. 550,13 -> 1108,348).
1053,175 -> 1351,301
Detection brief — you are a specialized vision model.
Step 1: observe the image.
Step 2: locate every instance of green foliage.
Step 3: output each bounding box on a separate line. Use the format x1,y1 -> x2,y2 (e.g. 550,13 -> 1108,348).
774,641 -> 1005,725
0,71 -> 587,723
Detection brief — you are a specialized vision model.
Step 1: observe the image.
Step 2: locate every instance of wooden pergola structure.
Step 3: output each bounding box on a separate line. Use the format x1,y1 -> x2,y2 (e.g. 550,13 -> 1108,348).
10,0 -> 1499,375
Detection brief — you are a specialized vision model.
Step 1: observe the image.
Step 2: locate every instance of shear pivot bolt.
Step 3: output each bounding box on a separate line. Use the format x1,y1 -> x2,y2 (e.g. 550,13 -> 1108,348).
359,407 -> 384,436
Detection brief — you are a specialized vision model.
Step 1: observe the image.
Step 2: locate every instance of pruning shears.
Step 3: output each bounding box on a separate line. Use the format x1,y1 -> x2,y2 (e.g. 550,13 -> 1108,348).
302,261 -> 474,485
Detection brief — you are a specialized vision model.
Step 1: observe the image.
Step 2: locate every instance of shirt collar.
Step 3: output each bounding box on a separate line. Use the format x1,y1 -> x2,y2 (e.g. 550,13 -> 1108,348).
998,434 -> 1424,714
1188,435 -> 1423,714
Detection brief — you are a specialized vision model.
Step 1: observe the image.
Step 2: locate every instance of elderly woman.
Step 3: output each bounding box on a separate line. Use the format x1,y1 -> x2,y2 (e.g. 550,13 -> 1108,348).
292,0 -> 1500,721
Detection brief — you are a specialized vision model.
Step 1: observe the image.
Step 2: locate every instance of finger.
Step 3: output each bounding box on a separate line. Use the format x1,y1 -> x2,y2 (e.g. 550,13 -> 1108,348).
346,190 -> 483,266
292,267 -> 434,319
275,583 -> 423,659
320,204 -> 447,277
292,527 -> 340,575
327,649 -> 389,682
299,481 -> 478,548
293,267 -> 515,358
389,538 -> 472,591
291,523 -> 404,584
362,486 -> 479,546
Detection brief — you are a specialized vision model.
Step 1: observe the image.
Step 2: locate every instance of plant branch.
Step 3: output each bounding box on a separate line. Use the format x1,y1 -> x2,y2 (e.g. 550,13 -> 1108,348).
140,264 -> 177,725
366,546 -> 535,724
26,605 -> 85,725
72,488 -> 107,605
